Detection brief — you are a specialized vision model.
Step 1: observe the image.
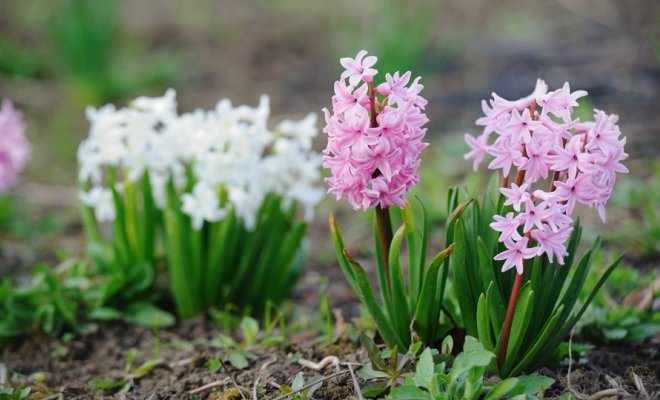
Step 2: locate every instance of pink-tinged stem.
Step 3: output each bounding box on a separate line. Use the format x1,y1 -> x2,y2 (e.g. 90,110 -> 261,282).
497,270 -> 524,370
499,163 -> 528,369
368,82 -> 378,128
500,174 -> 509,189
549,170 -> 561,192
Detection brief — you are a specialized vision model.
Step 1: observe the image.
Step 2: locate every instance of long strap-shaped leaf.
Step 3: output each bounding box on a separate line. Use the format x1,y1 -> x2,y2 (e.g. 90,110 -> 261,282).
450,221 -> 478,335
501,283 -> 534,376
402,205 -> 421,314
329,214 -> 357,290
343,249 -> 403,350
414,244 -> 453,345
388,225 -> 412,349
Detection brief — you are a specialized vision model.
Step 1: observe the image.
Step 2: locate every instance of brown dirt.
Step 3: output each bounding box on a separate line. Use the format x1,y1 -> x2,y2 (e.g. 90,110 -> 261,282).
2,318 -> 366,400
543,337 -> 660,399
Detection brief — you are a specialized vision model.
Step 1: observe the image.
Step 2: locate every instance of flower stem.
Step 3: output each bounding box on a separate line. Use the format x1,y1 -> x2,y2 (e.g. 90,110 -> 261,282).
500,174 -> 509,188
368,82 -> 378,128
375,205 -> 393,291
497,270 -> 524,370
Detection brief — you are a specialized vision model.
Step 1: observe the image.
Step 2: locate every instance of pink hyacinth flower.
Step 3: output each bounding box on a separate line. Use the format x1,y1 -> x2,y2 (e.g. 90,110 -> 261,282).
323,50 -> 428,210
340,50 -> 378,87
0,100 -> 30,193
494,237 -> 539,275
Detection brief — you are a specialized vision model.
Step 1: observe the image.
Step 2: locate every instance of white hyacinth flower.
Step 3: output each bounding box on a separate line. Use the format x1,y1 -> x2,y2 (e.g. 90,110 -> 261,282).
276,113 -> 318,150
79,187 -> 115,222
78,89 -> 323,230
182,182 -> 226,230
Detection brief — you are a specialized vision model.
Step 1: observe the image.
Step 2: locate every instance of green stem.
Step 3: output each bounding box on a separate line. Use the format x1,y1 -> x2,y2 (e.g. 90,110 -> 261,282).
375,205 -> 394,294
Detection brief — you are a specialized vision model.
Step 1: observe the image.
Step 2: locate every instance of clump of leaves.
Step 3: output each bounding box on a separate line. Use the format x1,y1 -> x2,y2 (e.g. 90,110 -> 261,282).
446,177 -> 621,377
0,259 -> 173,346
207,317 -> 285,371
357,334 -> 553,399
605,160 -> 660,257
0,386 -> 31,400
576,262 -> 660,344
388,337 -> 553,400
90,349 -> 164,394
331,198 -> 465,351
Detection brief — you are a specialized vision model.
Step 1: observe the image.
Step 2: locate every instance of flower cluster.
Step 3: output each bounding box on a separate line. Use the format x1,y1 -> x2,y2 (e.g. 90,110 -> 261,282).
0,100 -> 30,192
78,90 -> 323,229
322,50 -> 429,210
464,80 -> 628,274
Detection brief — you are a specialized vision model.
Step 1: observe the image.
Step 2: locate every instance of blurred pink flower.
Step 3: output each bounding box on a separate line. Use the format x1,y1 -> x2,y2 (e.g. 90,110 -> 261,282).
0,100 -> 30,192
464,132 -> 489,171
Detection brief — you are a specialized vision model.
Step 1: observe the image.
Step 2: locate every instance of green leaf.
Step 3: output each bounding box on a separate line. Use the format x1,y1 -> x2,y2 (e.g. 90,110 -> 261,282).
133,358 -> 164,378
502,283 -> 534,375
441,335 -> 453,355
388,385 -> 431,400
413,260 -> 441,344
205,357 -> 222,373
388,224 -> 412,348
486,280 -> 505,339
260,335 -> 286,348
508,375 -> 554,396
346,251 -> 402,349
228,351 -> 249,369
328,214 -> 356,288
476,237 -> 498,297
124,302 -> 175,328
509,305 -> 565,376
211,334 -> 237,349
570,255 -> 623,329
476,293 -> 495,351
240,316 -> 259,347
484,377 -> 519,400
372,213 -> 394,316
357,363 -> 389,381
90,378 -> 128,392
360,333 -> 388,372
450,221 -> 478,335
450,336 -> 494,379
415,348 -> 434,389
88,307 -> 123,321
402,203 -> 421,312
360,380 -> 389,397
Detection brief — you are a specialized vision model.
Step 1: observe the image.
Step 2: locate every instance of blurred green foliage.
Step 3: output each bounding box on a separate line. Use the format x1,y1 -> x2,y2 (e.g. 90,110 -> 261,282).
0,195 -> 68,239
577,258 -> 659,344
605,160 -> 660,257
51,0 -> 118,101
331,0 -> 457,77
51,0 -> 181,104
0,259 -> 174,346
1,0 -> 182,104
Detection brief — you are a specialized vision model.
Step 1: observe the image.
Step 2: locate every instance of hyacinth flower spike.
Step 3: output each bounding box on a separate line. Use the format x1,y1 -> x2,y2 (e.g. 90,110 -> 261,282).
325,50 -> 462,350
453,80 -> 626,376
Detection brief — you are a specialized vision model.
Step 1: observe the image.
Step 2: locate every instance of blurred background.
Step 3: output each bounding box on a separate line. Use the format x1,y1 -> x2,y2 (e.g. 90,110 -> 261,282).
0,0 -> 659,274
